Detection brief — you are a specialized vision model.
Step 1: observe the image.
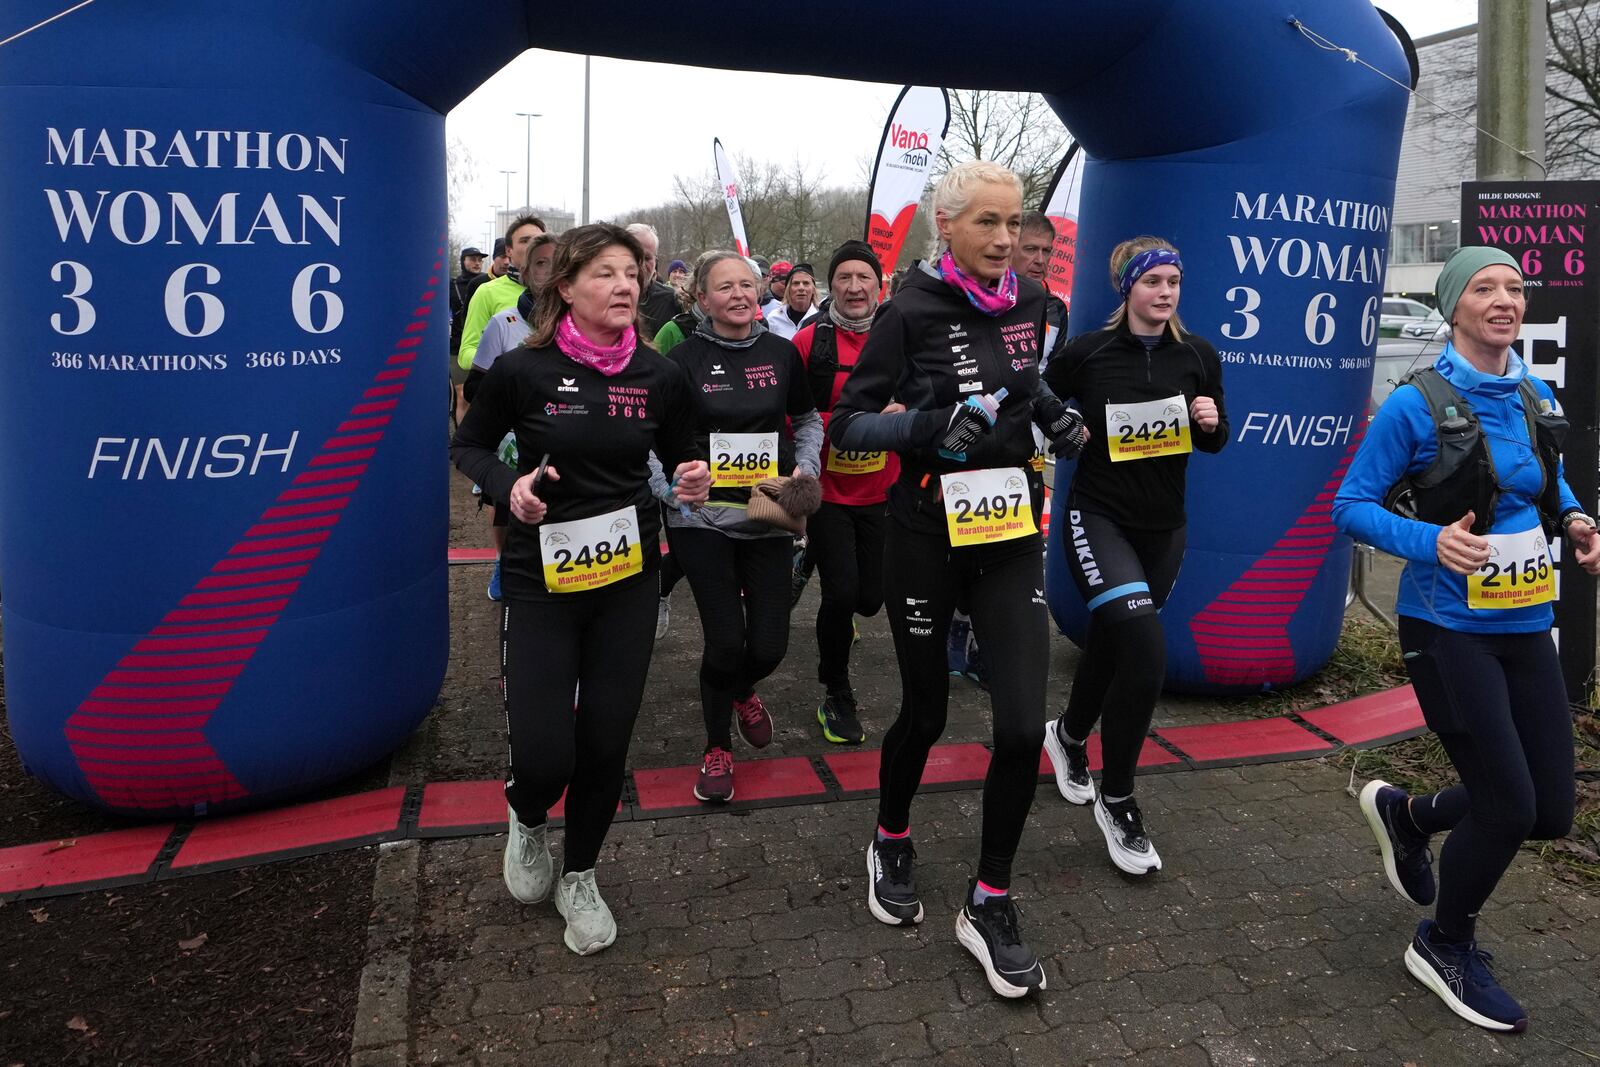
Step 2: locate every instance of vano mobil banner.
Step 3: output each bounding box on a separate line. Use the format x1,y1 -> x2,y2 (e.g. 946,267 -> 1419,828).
1464,180 -> 1600,700
0,92 -> 448,813
713,138 -> 750,257
865,86 -> 949,293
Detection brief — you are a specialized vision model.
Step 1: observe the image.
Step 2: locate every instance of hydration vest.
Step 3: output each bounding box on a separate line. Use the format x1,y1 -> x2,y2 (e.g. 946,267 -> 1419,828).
805,319 -> 843,413
1383,367 -> 1569,537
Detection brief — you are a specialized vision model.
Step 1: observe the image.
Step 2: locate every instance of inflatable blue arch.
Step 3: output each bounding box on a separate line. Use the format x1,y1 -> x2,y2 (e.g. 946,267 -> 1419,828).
0,0 -> 1412,815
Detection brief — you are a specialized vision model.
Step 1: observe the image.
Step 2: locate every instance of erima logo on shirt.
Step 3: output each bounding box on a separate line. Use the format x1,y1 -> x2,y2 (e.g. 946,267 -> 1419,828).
558,377 -> 579,393
711,364 -> 725,375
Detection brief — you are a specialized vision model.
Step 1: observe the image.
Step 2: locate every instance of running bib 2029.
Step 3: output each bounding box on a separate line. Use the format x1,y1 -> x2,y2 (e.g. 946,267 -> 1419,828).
1106,395 -> 1191,462
1468,527 -> 1555,609
940,467 -> 1037,547
826,443 -> 886,475
711,432 -> 778,487
540,506 -> 643,594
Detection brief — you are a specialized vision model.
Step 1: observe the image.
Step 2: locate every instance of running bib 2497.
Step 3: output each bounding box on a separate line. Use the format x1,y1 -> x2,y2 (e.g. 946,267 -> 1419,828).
711,432 -> 778,487
1468,527 -> 1555,609
540,506 -> 643,594
1106,395 -> 1191,462
940,467 -> 1037,547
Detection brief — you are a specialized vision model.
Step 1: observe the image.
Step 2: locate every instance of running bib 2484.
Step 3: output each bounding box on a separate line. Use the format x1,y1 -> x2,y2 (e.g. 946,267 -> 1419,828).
540,506 -> 643,594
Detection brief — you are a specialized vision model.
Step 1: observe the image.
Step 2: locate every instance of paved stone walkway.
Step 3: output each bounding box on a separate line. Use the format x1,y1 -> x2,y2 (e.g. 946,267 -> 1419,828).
394,761 -> 1598,1066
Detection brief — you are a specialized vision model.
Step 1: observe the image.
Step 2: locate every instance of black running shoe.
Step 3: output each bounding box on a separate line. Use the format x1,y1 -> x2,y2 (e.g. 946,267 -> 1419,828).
866,838 -> 923,926
1359,779 -> 1436,906
1094,796 -> 1162,874
818,690 -> 866,744
956,883 -> 1046,998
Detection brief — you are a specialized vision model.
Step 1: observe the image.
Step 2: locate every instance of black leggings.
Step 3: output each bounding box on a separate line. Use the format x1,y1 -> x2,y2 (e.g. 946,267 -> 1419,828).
1398,616 -> 1574,943
500,573 -> 657,872
667,526 -> 793,749
809,500 -> 887,693
878,521 -> 1049,889
1061,508 -> 1186,798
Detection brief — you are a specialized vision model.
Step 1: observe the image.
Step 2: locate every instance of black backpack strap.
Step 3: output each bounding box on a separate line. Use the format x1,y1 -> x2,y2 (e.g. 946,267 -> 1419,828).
1518,375 -> 1569,536
807,321 -> 841,413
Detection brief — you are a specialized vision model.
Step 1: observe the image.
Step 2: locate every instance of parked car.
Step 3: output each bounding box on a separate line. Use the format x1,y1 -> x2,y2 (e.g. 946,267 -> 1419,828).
1399,308 -> 1448,340
1379,296 -> 1434,337
1370,335 -> 1444,413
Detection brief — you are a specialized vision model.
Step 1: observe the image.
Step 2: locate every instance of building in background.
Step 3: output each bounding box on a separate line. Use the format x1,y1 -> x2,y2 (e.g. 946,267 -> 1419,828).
1387,4 -> 1598,300
492,205 -> 575,244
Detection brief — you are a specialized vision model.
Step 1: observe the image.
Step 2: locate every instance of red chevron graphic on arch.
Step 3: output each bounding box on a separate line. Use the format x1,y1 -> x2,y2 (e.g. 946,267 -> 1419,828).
63,247 -> 445,814
1187,427 -> 1365,689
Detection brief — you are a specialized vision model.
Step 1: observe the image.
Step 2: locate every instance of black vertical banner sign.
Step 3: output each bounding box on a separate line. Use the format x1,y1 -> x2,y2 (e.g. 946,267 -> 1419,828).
1463,180 -> 1600,701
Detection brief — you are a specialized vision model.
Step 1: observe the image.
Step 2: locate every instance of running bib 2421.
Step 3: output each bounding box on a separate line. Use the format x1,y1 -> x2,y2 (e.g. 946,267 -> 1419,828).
1468,527 -> 1555,609
540,506 -> 643,594
1106,395 -> 1190,462
940,467 -> 1037,547
711,432 -> 778,487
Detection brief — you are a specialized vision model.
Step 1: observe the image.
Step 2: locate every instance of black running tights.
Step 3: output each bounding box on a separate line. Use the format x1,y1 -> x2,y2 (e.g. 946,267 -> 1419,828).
1398,616 -> 1574,943
878,520 -> 1048,889
809,500 -> 886,693
501,573 -> 657,872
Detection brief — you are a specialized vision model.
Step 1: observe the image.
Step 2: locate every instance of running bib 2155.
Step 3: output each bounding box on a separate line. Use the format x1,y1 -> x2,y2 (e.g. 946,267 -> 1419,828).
1106,395 -> 1191,462
1468,527 -> 1555,609
940,467 -> 1037,547
540,506 -> 643,594
711,432 -> 778,487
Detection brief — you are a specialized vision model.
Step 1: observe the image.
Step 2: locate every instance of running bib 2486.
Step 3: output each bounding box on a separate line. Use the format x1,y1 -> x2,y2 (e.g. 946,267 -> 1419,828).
540,506 -> 643,594
1468,527 -> 1555,609
940,467 -> 1037,547
1106,395 -> 1191,462
711,432 -> 778,487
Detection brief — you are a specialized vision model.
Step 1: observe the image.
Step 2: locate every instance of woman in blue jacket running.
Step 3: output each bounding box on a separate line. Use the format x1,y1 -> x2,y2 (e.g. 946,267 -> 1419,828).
1333,246 -> 1600,1034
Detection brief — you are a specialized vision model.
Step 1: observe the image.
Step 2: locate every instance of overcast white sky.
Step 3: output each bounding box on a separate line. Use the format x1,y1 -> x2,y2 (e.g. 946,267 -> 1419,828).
446,0 -> 1480,247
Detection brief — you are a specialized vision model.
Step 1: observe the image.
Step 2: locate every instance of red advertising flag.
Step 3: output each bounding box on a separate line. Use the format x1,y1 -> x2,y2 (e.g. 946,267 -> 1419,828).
713,138 -> 751,257
864,86 -> 949,293
1038,142 -> 1085,310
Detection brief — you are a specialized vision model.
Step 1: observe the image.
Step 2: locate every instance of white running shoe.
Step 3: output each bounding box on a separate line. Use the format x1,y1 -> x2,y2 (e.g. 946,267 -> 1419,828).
555,868 -> 617,955
1042,719 -> 1096,805
656,597 -> 671,640
502,806 -> 553,903
1094,796 -> 1163,875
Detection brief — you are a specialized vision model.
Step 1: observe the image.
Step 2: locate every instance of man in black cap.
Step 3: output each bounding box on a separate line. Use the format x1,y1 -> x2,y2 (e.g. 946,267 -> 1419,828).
449,245 -> 486,425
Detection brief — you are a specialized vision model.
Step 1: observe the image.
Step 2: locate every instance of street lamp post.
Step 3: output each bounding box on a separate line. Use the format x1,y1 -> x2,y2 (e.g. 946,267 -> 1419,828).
515,111 -> 542,210
499,170 -> 517,213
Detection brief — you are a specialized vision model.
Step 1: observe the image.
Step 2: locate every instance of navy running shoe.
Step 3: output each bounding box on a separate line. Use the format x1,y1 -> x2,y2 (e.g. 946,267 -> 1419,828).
1404,919 -> 1527,1033
487,558 -> 503,602
946,616 -> 971,676
1359,779 -> 1436,906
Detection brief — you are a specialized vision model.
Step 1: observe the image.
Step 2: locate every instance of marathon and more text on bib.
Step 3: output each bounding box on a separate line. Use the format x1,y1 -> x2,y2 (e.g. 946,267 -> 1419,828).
826,443 -> 887,475
1468,526 -> 1555,609
540,505 -> 643,594
711,432 -> 778,487
1106,394 -> 1191,463
940,467 -> 1037,547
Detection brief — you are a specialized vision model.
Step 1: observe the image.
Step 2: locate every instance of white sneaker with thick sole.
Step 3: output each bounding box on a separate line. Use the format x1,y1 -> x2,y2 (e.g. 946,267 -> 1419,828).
502,806 -> 553,903
1042,720 -> 1096,805
555,868 -> 617,955
1094,796 -> 1163,875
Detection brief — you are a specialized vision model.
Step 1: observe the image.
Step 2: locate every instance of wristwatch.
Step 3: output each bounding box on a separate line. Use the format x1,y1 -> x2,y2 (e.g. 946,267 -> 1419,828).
1562,511 -> 1597,532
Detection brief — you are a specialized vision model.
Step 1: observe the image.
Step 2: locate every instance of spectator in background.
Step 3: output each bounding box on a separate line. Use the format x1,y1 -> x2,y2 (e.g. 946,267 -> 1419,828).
764,260 -> 791,317
459,215 -> 548,373
450,246 -> 486,425
1015,212 -> 1069,368
767,262 -> 819,341
626,223 -> 681,341
667,259 -> 691,296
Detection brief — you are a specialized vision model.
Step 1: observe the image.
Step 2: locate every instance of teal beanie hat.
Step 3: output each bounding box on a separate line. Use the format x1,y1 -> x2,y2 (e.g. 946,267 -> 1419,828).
1436,246 -> 1521,323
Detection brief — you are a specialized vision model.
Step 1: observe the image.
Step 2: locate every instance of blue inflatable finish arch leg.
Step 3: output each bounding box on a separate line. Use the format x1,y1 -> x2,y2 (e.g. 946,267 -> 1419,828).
0,0 -> 1409,814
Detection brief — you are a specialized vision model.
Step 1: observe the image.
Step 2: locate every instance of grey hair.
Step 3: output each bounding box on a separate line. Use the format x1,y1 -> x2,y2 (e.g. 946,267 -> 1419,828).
624,222 -> 660,243
932,160 -> 1023,223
